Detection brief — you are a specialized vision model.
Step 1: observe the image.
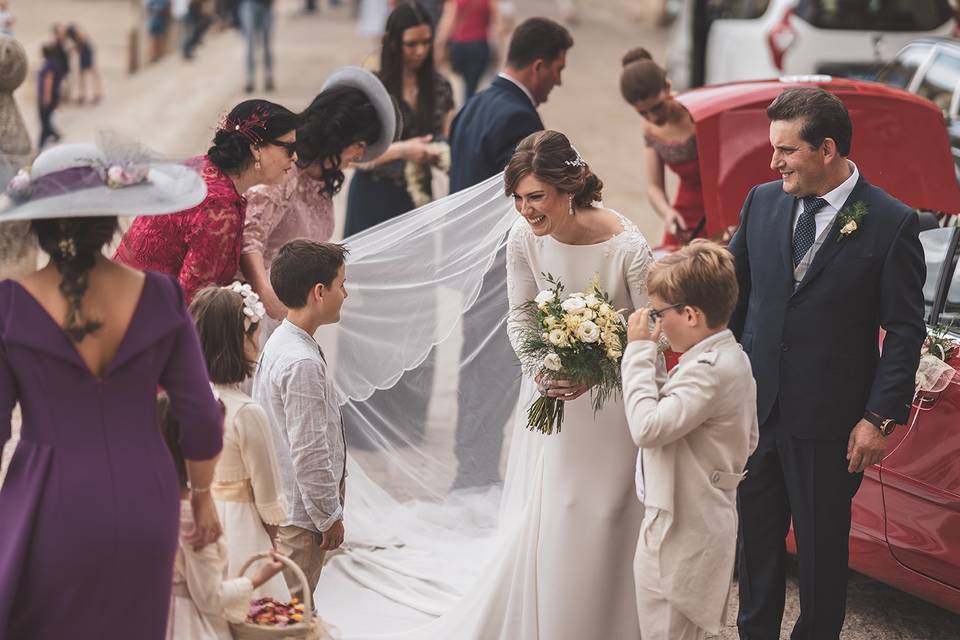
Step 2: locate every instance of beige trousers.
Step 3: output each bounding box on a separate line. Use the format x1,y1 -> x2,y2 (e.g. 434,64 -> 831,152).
277,525 -> 326,598
634,508 -> 707,640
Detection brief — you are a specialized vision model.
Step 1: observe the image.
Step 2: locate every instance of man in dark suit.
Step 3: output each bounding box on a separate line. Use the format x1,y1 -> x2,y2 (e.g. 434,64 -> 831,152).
447,17 -> 573,488
730,87 -> 926,639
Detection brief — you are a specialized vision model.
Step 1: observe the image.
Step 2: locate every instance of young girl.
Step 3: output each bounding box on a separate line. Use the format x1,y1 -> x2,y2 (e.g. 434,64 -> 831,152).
158,393 -> 285,639
189,283 -> 291,601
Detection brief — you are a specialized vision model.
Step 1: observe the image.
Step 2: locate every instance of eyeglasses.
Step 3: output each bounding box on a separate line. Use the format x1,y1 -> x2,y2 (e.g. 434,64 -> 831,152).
648,303 -> 685,320
270,140 -> 297,159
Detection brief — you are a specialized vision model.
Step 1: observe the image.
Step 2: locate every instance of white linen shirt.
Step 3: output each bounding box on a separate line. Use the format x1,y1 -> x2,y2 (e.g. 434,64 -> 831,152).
253,319 -> 345,534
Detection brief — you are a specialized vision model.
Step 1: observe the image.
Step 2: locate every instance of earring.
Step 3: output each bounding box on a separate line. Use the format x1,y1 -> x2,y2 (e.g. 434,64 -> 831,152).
568,195 -> 575,216
255,158 -> 262,170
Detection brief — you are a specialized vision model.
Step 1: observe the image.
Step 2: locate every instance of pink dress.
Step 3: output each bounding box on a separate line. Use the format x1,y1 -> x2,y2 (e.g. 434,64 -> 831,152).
114,156 -> 246,302
243,166 -> 335,266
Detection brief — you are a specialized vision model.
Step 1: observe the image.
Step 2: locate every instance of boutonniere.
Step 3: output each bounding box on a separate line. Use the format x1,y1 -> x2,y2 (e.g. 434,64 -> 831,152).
836,201 -> 868,242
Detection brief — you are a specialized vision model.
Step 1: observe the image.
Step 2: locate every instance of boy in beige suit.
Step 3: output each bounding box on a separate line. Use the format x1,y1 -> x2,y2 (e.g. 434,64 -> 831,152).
622,240 -> 759,640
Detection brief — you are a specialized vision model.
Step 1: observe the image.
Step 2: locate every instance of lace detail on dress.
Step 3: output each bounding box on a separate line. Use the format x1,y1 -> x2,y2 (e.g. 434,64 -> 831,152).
644,132 -> 698,165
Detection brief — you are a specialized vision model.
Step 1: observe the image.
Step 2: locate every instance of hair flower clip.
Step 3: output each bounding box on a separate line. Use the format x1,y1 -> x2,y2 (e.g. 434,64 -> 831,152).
564,145 -> 585,168
228,281 -> 267,330
6,167 -> 33,202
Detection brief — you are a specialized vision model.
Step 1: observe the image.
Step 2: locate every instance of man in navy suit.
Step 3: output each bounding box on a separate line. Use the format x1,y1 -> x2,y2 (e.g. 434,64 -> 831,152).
729,88 -> 925,639
448,17 -> 572,488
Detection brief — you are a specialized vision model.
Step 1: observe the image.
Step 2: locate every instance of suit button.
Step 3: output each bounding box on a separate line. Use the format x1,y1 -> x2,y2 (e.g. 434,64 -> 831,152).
710,471 -> 721,485
781,343 -> 790,352
787,304 -> 797,311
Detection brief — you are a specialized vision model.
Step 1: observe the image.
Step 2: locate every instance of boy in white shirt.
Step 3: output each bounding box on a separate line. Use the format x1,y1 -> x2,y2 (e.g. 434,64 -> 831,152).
622,240 -> 759,640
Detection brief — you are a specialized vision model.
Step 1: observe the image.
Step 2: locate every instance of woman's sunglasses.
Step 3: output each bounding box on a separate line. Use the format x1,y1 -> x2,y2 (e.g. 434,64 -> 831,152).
270,140 -> 297,159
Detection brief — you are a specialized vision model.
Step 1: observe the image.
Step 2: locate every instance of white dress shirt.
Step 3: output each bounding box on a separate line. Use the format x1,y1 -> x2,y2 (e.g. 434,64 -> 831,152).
497,72 -> 538,108
792,160 -> 860,238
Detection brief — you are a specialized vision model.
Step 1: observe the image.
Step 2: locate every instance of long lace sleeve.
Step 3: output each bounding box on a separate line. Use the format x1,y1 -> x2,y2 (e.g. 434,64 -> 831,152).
235,402 -> 288,525
624,237 -> 655,313
179,199 -> 244,301
243,185 -> 282,256
505,222 -> 539,372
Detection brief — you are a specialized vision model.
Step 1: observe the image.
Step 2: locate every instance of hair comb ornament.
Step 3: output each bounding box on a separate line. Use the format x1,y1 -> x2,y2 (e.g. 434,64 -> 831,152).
564,145 -> 586,168
219,107 -> 269,145
228,281 -> 267,330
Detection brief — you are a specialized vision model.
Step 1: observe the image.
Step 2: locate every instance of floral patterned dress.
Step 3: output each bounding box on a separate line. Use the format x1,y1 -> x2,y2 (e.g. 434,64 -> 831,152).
114,156 -> 246,302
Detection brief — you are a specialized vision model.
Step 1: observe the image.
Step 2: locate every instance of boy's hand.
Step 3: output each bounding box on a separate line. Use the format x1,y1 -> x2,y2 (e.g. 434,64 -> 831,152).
627,308 -> 661,344
321,519 -> 345,551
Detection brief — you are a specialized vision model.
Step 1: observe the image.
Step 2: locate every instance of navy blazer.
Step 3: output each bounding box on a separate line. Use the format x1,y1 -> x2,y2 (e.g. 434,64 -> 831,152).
449,75 -> 544,193
728,175 -> 926,438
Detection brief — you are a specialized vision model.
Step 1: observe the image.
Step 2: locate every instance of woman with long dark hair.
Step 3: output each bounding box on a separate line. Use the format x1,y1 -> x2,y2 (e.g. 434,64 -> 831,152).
114,99 -> 298,302
344,1 -> 454,237
0,142 -> 223,639
242,68 -> 395,322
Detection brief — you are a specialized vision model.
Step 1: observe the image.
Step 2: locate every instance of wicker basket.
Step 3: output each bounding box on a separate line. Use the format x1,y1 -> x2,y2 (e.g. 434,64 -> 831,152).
230,552 -> 329,640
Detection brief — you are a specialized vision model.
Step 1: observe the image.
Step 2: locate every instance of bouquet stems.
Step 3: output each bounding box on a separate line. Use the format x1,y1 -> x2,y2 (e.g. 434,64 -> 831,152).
527,395 -> 566,435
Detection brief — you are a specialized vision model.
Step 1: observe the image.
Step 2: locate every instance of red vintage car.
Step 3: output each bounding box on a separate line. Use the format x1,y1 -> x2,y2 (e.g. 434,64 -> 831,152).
676,76 -> 960,613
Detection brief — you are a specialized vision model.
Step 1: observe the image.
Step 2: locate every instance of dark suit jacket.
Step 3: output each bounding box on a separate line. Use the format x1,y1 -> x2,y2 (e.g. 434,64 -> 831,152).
729,174 -> 926,438
449,75 -> 544,193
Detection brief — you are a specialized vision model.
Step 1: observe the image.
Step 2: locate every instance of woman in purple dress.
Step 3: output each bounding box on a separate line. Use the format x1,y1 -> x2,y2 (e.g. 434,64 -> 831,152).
0,141 -> 224,639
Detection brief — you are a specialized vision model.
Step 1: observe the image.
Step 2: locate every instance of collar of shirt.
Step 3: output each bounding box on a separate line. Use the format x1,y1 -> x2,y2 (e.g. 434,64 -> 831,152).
280,318 -> 320,350
497,72 -> 538,109
793,160 -> 860,234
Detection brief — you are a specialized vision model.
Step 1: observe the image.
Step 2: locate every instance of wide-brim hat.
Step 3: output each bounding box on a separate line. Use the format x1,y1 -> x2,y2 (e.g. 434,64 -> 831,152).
0,138 -> 207,222
320,66 -> 400,162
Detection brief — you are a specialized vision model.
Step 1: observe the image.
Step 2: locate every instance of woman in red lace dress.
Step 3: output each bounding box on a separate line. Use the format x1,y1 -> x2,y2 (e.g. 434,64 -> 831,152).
620,48 -> 704,249
114,99 -> 298,301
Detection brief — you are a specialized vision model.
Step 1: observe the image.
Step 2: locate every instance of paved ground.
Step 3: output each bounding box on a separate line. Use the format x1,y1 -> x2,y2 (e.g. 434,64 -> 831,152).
3,1 -> 959,638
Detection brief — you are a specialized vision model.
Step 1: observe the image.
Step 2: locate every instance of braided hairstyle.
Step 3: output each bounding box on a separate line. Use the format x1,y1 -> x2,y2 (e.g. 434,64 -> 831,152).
296,86 -> 383,196
207,99 -> 298,175
503,130 -> 603,210
31,216 -> 120,343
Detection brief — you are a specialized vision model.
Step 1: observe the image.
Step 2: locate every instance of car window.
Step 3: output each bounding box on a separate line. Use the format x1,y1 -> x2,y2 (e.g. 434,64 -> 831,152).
916,50 -> 960,115
876,45 -> 932,90
706,0 -> 770,20
920,227 -> 958,323
795,0 -> 953,31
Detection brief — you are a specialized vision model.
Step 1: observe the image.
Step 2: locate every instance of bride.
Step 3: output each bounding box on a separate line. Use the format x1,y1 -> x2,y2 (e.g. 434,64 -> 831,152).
313,131 -> 655,639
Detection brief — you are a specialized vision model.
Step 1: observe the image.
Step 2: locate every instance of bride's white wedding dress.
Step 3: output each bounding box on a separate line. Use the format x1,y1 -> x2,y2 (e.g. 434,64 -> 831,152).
314,198 -> 655,639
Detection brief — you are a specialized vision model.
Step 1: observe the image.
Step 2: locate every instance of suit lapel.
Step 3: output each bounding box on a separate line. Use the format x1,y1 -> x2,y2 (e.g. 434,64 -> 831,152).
774,190 -> 795,279
793,176 -> 869,295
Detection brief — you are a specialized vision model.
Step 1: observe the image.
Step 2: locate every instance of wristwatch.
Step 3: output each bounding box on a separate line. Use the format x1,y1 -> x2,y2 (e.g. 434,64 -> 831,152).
864,412 -> 897,436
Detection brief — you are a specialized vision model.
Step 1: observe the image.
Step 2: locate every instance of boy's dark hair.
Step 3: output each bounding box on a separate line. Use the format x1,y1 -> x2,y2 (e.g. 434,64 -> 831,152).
506,17 -> 573,69
270,240 -> 349,309
158,392 -> 226,490
189,286 -> 258,385
767,87 -> 853,156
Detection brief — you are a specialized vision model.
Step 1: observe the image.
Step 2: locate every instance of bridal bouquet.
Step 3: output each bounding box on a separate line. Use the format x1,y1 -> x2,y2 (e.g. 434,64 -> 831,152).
514,273 -> 627,435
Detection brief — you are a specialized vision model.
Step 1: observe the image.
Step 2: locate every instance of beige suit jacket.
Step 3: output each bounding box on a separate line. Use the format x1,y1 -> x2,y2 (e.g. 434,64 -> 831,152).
622,330 -> 759,633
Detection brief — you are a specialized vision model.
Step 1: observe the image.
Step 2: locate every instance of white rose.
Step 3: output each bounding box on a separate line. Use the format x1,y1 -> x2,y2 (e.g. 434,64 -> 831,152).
575,320 -> 600,343
561,296 -> 587,313
543,353 -> 562,371
598,303 -> 612,316
548,329 -> 568,347
580,308 -> 596,321
584,294 -> 601,309
534,290 -> 554,307
841,220 -> 858,235
543,316 -> 559,329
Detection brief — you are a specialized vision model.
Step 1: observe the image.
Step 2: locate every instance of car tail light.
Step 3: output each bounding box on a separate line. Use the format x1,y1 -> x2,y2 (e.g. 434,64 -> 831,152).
767,8 -> 797,71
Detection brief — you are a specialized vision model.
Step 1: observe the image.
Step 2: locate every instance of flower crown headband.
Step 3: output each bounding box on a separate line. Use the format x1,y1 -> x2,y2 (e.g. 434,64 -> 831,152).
228,282 -> 267,331
218,107 -> 269,145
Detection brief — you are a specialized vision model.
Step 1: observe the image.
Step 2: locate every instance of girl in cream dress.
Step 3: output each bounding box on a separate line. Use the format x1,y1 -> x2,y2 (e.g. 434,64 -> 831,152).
189,283 -> 290,601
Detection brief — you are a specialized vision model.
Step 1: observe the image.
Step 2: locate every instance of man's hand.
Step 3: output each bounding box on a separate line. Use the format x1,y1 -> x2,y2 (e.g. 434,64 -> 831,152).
846,418 -> 888,473
320,519 -> 344,551
627,308 -> 662,344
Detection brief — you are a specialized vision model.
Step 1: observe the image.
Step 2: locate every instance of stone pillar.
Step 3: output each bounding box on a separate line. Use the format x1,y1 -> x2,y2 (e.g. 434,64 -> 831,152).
0,35 -> 37,279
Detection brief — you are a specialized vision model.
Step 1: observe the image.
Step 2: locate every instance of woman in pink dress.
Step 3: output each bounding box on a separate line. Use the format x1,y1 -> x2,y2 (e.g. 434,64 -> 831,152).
241,68 -> 395,322
114,99 -> 298,302
620,47 -> 704,249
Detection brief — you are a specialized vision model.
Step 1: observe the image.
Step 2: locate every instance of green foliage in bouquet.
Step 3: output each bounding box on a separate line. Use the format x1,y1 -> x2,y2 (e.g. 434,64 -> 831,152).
513,273 -> 628,435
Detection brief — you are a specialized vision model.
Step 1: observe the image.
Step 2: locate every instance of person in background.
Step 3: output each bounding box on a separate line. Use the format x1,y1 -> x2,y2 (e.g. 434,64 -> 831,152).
620,47 -> 703,248
146,0 -> 172,63
240,0 -> 275,93
37,43 -> 62,149
0,1 -> 16,36
436,0 -> 499,101
50,24 -> 72,103
65,25 -> 102,104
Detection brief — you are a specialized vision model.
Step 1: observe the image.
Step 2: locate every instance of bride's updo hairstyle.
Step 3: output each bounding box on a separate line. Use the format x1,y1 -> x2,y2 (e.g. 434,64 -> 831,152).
620,47 -> 667,104
503,130 -> 603,210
